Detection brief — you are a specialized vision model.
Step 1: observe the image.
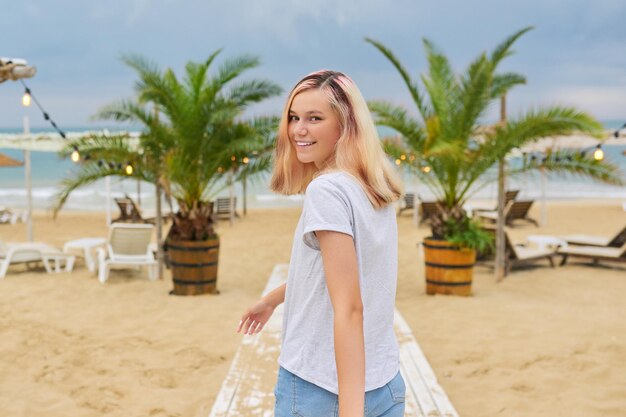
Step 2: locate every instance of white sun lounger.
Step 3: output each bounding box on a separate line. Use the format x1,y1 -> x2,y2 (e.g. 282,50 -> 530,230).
0,240 -> 75,278
208,264 -> 459,417
96,223 -> 157,283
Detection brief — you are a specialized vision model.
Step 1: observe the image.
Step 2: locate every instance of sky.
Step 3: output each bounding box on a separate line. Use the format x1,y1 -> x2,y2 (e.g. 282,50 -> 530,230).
1,0 -> 625,130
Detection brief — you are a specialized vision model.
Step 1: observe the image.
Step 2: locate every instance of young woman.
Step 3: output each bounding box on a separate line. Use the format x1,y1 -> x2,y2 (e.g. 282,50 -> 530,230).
237,70 -> 405,417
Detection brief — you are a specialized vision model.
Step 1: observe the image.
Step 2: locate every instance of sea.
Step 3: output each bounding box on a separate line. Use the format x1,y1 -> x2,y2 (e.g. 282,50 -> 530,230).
1,123 -> 625,211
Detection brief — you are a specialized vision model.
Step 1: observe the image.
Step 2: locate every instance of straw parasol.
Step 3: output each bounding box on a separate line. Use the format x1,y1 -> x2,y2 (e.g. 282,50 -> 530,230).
0,152 -> 23,167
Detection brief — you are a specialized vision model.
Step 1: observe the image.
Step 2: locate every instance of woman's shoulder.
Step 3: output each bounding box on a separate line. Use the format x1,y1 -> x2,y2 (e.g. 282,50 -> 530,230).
310,170 -> 358,188
306,171 -> 365,203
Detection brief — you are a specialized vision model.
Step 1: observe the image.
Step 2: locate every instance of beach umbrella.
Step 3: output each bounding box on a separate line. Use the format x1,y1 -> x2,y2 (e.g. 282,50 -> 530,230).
0,57 -> 36,83
0,152 -> 23,167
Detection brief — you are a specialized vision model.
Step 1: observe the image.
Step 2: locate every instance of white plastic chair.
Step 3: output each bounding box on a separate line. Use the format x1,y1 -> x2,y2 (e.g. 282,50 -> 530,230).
0,240 -> 70,279
96,223 -> 157,283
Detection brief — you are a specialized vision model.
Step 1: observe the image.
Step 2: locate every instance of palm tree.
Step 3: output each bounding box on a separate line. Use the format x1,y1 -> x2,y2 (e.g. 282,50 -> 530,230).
366,27 -> 623,290
368,27 -> 623,235
55,51 -> 281,292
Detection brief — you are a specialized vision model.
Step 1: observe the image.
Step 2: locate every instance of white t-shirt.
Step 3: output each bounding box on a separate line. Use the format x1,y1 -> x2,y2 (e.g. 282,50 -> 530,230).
277,171 -> 400,394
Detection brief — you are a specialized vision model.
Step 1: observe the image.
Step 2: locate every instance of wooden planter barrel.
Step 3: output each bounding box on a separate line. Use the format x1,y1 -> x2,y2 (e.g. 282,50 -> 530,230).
166,237 -> 220,296
423,237 -> 476,296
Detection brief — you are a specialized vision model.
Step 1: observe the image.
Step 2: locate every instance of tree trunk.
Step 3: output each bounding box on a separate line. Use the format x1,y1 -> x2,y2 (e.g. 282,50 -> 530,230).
495,95 -> 507,282
155,181 -> 164,280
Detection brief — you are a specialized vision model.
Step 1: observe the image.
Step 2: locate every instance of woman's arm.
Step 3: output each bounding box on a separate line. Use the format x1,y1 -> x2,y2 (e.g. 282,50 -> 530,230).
237,283 -> 286,335
316,230 -> 365,417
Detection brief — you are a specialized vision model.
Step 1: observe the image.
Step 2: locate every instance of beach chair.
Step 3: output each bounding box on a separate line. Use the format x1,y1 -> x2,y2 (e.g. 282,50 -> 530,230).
0,208 -> 26,225
215,197 -> 240,220
0,240 -> 75,278
481,228 -> 557,275
113,195 -> 170,224
561,224 -> 626,248
397,193 -> 415,215
96,223 -> 157,283
418,200 -> 442,225
558,241 -> 626,266
114,196 -> 144,223
472,189 -> 520,215
478,200 -> 538,227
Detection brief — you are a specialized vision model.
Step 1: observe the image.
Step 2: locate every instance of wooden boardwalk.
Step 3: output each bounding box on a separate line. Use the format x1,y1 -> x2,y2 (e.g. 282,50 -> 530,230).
209,264 -> 459,417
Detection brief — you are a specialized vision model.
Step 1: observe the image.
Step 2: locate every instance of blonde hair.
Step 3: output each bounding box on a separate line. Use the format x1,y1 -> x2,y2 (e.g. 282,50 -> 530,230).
270,70 -> 403,208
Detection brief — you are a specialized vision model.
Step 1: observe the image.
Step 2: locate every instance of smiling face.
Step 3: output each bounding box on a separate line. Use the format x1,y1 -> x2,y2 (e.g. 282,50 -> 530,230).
288,89 -> 343,169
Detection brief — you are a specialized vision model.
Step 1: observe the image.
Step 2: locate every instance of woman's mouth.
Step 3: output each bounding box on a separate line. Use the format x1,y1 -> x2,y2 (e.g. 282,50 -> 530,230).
295,141 -> 317,147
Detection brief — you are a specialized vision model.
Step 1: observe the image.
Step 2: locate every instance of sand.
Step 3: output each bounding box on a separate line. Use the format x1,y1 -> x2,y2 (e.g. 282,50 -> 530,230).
0,200 -> 625,417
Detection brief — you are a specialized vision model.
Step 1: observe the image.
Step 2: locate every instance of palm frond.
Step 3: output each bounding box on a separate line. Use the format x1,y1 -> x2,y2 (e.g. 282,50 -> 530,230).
228,80 -> 283,107
365,37 -> 430,119
490,26 -> 533,66
368,101 -> 426,150
490,72 -> 526,99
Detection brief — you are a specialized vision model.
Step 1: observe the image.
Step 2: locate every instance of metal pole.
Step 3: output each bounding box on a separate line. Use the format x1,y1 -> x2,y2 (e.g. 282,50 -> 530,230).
495,95 -> 507,282
242,171 -> 247,216
413,180 -> 419,226
105,176 -> 112,226
229,168 -> 234,227
155,182 -> 164,280
540,167 -> 547,227
23,115 -> 33,242
137,179 -> 141,206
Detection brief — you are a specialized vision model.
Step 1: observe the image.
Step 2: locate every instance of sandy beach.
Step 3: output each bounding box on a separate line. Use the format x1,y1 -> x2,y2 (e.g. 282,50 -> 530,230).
1,200 -> 625,417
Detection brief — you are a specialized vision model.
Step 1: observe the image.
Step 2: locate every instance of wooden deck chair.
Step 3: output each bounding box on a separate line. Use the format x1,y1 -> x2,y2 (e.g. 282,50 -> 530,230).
113,196 -> 144,223
397,193 -> 416,215
96,223 -> 157,283
479,200 -> 538,227
480,228 -> 556,275
561,224 -> 626,248
558,241 -> 626,266
473,189 -> 520,215
502,230 -> 556,274
506,200 -> 539,226
418,200 -> 443,225
215,197 -> 240,220
114,195 -> 167,224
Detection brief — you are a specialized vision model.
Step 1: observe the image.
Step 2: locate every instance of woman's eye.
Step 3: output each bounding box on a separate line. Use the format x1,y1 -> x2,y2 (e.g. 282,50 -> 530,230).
310,116 -> 322,121
288,115 -> 299,121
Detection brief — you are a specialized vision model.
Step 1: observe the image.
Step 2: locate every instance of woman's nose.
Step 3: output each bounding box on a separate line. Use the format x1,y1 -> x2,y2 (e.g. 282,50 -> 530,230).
295,121 -> 307,136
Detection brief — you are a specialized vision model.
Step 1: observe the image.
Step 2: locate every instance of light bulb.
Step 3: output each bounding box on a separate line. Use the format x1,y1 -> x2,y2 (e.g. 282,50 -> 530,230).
395,159 -> 401,165
422,166 -> 431,173
593,148 -> 604,161
22,93 -> 31,107
125,164 -> 133,175
400,154 -> 406,160
71,150 -> 80,162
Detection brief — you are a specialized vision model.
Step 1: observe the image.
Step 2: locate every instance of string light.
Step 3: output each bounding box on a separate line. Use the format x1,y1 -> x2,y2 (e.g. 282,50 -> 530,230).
19,80 -> 66,139
400,154 -> 406,161
22,89 -> 31,107
125,163 -> 133,175
395,159 -> 401,166
593,144 -> 604,161
422,166 -> 431,173
70,145 -> 80,162
242,156 -> 249,164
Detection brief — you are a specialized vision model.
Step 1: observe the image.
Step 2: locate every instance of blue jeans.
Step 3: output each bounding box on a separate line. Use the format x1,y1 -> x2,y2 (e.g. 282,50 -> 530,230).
274,366 -> 406,417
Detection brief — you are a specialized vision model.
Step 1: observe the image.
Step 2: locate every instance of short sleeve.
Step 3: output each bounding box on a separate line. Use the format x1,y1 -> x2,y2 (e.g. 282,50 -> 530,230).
302,179 -> 354,250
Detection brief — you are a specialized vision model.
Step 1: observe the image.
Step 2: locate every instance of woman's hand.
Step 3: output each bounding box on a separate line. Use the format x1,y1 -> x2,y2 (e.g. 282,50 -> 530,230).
237,298 -> 276,335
